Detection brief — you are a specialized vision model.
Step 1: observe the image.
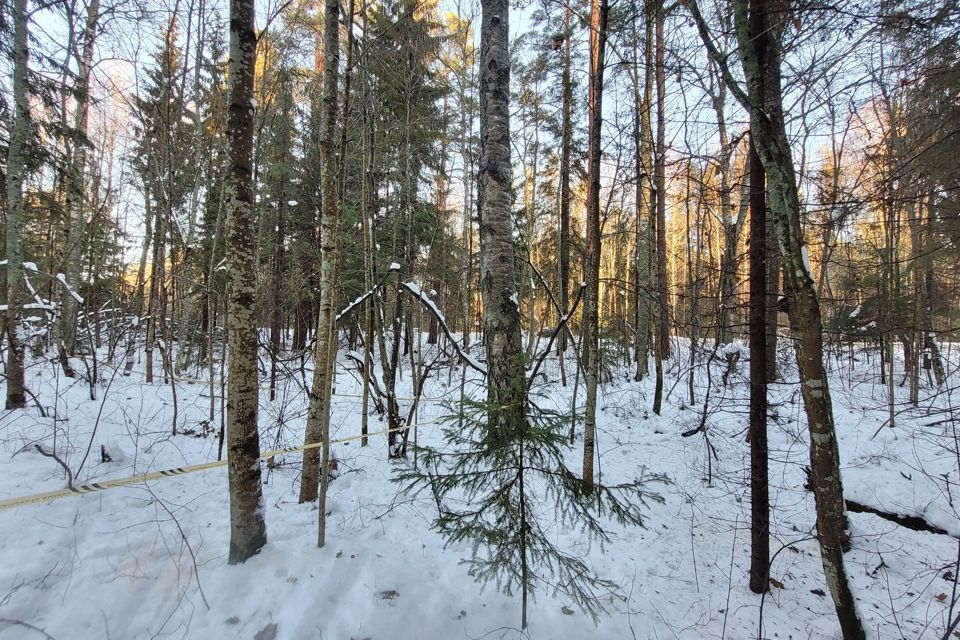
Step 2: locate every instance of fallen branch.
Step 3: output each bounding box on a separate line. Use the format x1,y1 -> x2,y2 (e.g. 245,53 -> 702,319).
845,499 -> 955,538
0,618 -> 58,640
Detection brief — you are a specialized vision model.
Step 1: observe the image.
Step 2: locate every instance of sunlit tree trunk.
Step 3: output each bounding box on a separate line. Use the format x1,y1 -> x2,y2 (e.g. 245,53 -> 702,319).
557,6 -> 573,365
582,0 -> 609,495
457,14 -> 476,424
524,139 -> 539,360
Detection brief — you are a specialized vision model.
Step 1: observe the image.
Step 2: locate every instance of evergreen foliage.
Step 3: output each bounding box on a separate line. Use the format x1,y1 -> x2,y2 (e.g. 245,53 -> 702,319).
397,398 -> 667,625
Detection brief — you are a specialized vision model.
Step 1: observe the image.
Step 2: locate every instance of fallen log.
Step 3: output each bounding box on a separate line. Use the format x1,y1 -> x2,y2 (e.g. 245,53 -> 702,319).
845,499 -> 955,538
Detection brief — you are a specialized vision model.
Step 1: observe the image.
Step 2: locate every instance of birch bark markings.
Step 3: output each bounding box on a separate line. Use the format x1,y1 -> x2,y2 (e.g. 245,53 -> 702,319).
478,0 -> 526,437
299,0 -> 341,542
4,0 -> 29,410
225,0 -> 267,564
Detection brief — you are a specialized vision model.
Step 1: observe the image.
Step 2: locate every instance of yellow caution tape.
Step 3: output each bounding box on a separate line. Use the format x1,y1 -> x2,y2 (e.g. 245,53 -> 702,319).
0,421 -> 440,512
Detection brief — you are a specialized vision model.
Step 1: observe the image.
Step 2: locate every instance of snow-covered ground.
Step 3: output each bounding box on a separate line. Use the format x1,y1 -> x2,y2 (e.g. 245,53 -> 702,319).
0,338 -> 957,639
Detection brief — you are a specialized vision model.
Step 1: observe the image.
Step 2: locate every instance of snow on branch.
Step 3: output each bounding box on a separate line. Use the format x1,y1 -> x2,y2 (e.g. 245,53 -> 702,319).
336,287 -> 380,323
0,260 -> 85,304
334,262 -> 402,323
55,273 -> 84,303
399,281 -> 487,377
21,272 -> 55,322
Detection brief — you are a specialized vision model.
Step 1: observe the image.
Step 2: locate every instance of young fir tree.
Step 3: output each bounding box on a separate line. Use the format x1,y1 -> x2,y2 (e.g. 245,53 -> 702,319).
398,400 -> 666,627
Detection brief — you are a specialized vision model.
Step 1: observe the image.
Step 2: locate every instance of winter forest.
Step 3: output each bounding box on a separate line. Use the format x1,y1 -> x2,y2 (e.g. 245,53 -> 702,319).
0,0 -> 958,637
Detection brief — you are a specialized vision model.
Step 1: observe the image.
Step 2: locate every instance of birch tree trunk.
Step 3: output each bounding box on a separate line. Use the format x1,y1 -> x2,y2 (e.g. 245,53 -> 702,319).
58,0 -> 100,362
226,0 -> 267,564
360,8 -> 375,446
478,0 -> 526,438
631,2 -> 652,382
299,0 -> 341,530
4,0 -> 29,410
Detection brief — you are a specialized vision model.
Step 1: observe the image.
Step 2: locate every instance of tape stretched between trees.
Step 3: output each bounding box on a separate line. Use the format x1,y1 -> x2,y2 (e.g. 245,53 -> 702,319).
0,421 -> 439,512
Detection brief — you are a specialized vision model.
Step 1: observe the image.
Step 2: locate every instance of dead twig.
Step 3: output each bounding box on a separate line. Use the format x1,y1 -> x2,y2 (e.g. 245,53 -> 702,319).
0,617 -> 59,640
33,444 -> 74,488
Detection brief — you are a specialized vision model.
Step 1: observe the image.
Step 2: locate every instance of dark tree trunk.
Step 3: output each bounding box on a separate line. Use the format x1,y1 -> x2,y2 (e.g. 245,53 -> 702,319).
557,6 -> 573,360
652,0 -> 668,415
737,0 -> 864,634
748,132 -> 769,593
687,0 -> 867,634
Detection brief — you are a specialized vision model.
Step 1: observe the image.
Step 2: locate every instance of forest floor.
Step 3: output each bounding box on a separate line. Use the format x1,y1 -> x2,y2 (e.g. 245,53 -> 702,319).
0,338 -> 958,639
